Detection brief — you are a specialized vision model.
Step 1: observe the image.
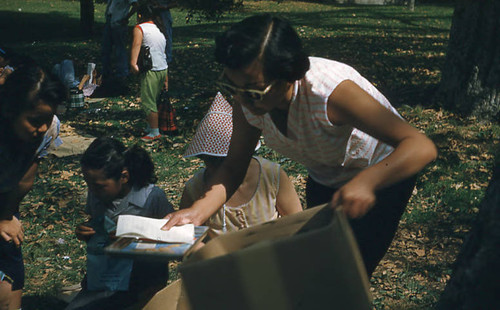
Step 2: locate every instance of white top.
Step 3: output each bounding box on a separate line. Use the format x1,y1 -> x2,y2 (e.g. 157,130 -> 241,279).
137,22 -> 168,71
242,57 -> 400,188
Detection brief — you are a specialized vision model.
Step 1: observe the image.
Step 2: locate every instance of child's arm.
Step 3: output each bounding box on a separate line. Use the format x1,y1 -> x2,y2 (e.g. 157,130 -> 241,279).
75,221 -> 95,242
164,73 -> 168,91
275,168 -> 303,216
130,26 -> 143,74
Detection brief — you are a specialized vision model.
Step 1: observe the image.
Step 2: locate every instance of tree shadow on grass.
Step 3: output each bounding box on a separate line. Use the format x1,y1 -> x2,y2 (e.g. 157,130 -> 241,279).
0,11 -> 95,43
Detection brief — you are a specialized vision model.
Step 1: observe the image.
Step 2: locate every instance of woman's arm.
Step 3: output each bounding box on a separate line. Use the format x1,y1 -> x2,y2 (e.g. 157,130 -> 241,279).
275,168 -> 302,216
328,80 -> 437,218
163,102 -> 261,229
130,27 -> 143,74
0,162 -> 38,245
17,162 -> 38,200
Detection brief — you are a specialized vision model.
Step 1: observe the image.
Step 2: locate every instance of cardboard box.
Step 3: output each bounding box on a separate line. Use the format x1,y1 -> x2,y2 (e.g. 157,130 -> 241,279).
145,205 -> 371,310
143,279 -> 191,310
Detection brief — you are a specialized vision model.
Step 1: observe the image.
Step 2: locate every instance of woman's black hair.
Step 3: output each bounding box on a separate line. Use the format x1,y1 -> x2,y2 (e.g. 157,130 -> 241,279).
137,0 -> 169,43
0,65 -> 66,120
81,137 -> 157,188
215,14 -> 310,82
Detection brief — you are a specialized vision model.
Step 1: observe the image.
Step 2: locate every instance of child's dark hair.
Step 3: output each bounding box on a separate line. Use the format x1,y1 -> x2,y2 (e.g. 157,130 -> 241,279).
215,14 -> 310,83
137,0 -> 169,43
81,137 -> 157,188
0,65 -> 66,119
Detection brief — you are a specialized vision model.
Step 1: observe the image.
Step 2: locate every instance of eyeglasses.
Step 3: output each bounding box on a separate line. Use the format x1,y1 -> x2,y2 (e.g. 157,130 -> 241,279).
216,79 -> 273,101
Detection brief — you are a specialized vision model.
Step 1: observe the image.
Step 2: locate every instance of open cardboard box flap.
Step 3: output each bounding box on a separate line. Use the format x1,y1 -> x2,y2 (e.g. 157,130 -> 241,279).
144,205 -> 372,310
184,203 -> 330,262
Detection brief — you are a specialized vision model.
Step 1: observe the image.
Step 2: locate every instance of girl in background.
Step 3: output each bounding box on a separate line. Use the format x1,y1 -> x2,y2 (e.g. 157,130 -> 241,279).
130,0 -> 168,142
66,137 -> 174,310
0,65 -> 65,310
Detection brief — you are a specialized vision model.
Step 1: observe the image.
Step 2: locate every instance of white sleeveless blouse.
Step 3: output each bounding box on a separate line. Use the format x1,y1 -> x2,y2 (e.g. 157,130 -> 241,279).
242,57 -> 400,188
136,22 -> 168,71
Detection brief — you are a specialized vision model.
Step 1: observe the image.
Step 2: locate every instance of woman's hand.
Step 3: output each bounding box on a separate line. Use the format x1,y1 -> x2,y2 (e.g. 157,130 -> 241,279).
161,208 -> 203,231
331,178 -> 377,219
75,223 -> 95,242
0,217 -> 23,246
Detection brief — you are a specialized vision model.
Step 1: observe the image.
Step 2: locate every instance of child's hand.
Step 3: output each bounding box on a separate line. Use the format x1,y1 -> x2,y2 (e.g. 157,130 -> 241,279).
130,64 -> 140,74
0,217 -> 23,246
75,223 -> 95,242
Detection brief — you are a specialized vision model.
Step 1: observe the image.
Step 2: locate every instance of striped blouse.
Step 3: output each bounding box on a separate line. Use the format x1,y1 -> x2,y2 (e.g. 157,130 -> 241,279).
242,57 -> 400,188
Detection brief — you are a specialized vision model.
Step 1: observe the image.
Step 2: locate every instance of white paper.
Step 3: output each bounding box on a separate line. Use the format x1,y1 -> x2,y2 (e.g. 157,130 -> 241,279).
116,215 -> 194,244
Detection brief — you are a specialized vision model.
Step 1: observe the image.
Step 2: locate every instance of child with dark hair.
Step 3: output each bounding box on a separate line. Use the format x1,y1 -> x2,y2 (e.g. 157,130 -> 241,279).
130,0 -> 169,142
66,137 -> 174,310
164,14 -> 438,278
180,92 -> 302,237
0,65 -> 65,309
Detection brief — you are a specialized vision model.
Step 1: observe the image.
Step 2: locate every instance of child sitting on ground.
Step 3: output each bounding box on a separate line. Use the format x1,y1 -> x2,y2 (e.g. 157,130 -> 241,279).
66,137 -> 174,310
180,92 -> 302,237
0,65 -> 65,310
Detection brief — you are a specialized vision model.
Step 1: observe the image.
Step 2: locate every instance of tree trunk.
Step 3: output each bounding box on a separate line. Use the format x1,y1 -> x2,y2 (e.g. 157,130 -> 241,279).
436,155 -> 500,309
435,0 -> 500,121
80,0 -> 94,36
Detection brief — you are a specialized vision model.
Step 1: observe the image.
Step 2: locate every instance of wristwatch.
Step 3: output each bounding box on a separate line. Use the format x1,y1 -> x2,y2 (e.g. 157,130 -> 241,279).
0,270 -> 13,284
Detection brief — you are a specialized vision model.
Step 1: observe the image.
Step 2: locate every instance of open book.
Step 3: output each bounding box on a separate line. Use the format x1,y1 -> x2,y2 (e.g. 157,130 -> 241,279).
116,215 -> 195,244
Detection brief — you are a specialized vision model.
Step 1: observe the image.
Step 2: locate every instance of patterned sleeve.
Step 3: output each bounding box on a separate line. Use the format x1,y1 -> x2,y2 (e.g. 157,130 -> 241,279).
36,115 -> 63,159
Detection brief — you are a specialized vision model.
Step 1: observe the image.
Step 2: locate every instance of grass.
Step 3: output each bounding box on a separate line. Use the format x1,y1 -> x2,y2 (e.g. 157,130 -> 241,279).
1,0 -> 499,309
